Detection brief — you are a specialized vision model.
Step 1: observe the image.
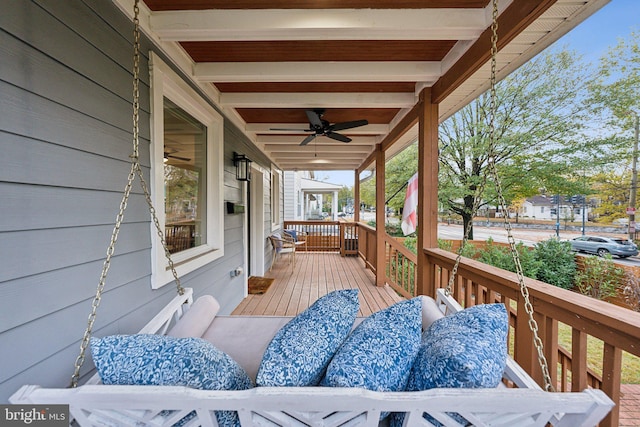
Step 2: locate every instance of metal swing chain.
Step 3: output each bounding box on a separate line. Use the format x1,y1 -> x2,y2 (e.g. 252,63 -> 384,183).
70,0 -> 183,388
444,0 -> 498,297
443,0 -> 555,392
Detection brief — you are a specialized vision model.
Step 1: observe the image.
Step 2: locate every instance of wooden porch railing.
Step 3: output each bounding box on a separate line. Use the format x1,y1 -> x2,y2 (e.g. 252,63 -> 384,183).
283,220 -> 359,255
354,226 -> 639,427
357,223 -> 377,273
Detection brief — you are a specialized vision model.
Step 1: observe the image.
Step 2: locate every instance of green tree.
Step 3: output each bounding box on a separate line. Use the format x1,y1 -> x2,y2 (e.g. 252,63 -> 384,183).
385,144 -> 418,213
589,30 -> 640,140
165,165 -> 199,221
590,171 -> 630,223
359,173 -> 376,210
588,31 -> 640,220
438,48 -> 595,239
337,186 -> 353,213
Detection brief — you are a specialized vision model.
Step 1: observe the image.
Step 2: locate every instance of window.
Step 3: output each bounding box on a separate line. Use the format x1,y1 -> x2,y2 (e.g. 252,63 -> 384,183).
150,54 -> 224,288
271,166 -> 281,230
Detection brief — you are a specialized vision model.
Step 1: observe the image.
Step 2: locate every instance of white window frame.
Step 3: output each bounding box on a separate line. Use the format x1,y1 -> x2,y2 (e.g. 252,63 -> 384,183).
149,53 -> 224,288
271,166 -> 282,230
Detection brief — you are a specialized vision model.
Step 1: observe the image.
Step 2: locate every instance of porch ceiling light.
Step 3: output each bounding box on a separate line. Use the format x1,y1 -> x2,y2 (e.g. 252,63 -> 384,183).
233,152 -> 252,181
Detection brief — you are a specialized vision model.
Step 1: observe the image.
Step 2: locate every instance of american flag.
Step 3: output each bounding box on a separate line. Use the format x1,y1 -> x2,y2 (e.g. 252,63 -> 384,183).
401,172 -> 418,235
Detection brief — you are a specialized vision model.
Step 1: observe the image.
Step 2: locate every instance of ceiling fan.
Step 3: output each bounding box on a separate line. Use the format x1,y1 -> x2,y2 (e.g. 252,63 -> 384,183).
163,150 -> 191,162
272,109 -> 368,146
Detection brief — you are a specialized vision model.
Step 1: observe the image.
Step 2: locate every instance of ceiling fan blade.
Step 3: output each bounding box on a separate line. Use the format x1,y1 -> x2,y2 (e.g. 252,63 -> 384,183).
306,109 -> 324,129
165,153 -> 191,161
270,127 -> 314,132
300,134 -> 317,146
330,119 -> 369,132
326,132 -> 352,143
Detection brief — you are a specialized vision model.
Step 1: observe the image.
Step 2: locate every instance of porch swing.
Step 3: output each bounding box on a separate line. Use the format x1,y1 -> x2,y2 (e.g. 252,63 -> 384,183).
10,0 -> 614,426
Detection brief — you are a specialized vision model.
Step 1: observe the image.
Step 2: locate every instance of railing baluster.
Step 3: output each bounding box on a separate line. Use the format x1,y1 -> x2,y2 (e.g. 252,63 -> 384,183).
544,316 -> 558,389
571,328 -> 588,392
601,343 -> 622,427
465,278 -> 473,307
515,297 -> 536,381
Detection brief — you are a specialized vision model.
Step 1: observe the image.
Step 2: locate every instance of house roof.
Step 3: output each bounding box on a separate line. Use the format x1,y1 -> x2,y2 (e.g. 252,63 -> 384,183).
116,0 -> 609,172
301,177 -> 343,192
526,195 -> 553,206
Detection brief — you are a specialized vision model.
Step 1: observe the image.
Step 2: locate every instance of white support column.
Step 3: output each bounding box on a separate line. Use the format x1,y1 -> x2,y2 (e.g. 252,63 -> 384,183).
332,191 -> 339,220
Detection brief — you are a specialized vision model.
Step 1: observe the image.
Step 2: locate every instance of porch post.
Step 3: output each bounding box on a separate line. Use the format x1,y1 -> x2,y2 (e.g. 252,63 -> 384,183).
332,191 -> 339,220
375,146 -> 386,287
354,169 -> 360,223
416,88 -> 439,297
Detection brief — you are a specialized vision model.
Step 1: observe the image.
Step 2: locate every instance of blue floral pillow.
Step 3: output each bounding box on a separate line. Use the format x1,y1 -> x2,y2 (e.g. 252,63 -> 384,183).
256,289 -> 359,386
407,303 -> 509,391
91,334 -> 253,427
321,297 -> 422,393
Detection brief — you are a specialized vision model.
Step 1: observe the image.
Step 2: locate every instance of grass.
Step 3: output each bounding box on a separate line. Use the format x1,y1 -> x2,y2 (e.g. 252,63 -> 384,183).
506,302 -> 640,384
557,323 -> 640,384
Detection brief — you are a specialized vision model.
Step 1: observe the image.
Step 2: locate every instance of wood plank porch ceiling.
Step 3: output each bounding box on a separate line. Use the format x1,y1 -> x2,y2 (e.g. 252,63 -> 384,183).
132,0 -> 609,172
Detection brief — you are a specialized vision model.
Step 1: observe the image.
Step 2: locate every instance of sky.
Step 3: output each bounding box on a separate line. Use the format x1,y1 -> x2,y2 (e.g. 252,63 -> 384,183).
316,0 -> 639,188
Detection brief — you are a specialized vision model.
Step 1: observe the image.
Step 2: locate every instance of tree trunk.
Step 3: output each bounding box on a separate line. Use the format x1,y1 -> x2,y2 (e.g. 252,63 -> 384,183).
462,211 -> 474,241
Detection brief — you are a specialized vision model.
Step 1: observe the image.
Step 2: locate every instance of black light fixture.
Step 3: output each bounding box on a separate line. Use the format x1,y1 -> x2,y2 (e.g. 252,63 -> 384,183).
233,152 -> 252,181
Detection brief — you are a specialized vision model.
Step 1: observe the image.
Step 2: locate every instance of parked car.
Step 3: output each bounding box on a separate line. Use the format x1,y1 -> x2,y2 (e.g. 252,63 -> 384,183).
569,236 -> 639,258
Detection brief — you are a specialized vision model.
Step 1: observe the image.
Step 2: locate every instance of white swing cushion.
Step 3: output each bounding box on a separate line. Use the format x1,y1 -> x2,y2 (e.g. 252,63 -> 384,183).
167,294 -> 220,338
420,295 -> 444,329
256,289 -> 359,387
321,297 -> 422,392
407,303 -> 509,391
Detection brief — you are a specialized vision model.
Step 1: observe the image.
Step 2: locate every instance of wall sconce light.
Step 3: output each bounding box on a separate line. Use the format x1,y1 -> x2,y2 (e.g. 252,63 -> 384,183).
233,152 -> 252,181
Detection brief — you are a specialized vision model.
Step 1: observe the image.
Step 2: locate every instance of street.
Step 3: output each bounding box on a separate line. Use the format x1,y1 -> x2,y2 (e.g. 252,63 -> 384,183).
437,223 -> 640,267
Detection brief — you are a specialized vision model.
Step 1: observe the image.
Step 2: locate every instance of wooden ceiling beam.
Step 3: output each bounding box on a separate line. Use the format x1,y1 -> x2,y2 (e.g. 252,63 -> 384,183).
151,8 -> 485,41
193,61 -> 441,83
220,92 -> 416,109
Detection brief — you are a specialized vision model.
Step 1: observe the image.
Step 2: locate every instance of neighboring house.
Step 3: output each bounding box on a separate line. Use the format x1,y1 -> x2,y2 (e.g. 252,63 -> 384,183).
521,196 -> 554,220
284,171 -> 343,221
521,195 -> 591,221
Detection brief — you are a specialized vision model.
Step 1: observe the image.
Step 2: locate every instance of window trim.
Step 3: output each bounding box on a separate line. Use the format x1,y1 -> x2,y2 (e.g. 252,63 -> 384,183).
149,53 -> 224,288
271,166 -> 282,230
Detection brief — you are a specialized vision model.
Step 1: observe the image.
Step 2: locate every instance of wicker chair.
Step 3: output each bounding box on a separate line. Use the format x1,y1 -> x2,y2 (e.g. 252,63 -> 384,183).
268,232 -> 296,270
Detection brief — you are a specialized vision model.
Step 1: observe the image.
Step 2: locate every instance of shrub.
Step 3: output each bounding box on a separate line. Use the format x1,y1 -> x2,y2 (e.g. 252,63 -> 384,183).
475,238 -> 542,279
385,222 -> 404,237
533,238 -> 576,290
458,242 -> 478,259
437,238 -> 452,252
404,236 -> 417,254
574,255 -> 626,300
623,272 -> 640,311
403,238 -> 453,255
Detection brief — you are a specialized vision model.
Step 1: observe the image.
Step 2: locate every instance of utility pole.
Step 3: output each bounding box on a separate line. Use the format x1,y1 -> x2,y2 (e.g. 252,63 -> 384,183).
555,194 -> 560,238
629,112 -> 639,241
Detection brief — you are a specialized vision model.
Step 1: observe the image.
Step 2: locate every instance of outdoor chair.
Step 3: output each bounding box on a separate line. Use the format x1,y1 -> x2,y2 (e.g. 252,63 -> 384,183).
268,232 -> 296,270
284,229 -> 307,251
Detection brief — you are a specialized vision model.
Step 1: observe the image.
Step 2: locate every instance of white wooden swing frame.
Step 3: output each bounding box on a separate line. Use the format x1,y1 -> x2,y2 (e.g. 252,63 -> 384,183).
11,287 -> 613,426
10,0 -> 614,425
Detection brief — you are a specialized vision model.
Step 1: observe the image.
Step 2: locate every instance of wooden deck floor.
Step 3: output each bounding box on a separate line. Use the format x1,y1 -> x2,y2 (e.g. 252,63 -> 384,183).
233,252 -> 404,316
